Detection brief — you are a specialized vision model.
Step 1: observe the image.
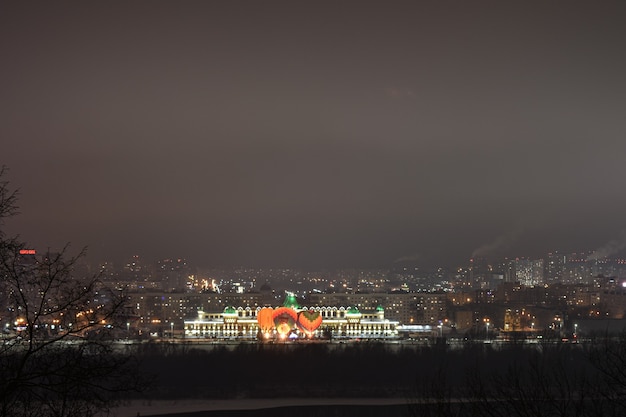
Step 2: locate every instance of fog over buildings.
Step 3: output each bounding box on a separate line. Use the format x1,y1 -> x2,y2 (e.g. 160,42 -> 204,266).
2,1 -> 626,269
5,4 -> 626,417
4,0 -> 626,345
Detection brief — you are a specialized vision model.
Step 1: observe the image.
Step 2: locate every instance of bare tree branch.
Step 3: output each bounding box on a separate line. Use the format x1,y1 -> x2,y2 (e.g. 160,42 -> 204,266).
0,167 -> 143,417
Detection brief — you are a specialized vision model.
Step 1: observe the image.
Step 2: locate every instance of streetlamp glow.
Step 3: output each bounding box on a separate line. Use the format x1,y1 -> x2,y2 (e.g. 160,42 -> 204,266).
483,317 -> 490,340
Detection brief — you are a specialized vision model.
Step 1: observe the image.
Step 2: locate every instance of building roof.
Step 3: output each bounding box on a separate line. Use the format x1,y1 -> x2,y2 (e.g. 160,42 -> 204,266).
223,306 -> 237,314
283,292 -> 300,309
346,306 -> 361,315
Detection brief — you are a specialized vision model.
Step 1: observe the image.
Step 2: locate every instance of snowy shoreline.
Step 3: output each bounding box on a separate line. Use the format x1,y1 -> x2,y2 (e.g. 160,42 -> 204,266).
106,397 -> 409,417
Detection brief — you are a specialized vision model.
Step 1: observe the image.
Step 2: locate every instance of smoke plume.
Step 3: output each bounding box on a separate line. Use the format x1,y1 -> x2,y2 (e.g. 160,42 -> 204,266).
587,230 -> 626,261
471,228 -> 524,259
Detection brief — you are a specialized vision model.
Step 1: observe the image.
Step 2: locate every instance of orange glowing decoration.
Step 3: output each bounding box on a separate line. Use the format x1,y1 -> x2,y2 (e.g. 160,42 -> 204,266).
272,307 -> 297,336
297,310 -> 322,335
257,307 -> 274,332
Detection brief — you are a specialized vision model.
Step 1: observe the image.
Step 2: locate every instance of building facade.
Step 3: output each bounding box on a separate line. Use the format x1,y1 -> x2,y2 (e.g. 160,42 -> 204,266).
184,295 -> 400,341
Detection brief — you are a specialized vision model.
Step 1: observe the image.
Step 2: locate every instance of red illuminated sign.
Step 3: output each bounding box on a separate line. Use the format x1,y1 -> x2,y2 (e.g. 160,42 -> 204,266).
19,249 -> 36,255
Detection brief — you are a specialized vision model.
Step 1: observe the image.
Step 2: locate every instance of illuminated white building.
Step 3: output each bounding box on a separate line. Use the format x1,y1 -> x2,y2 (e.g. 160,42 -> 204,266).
184,303 -> 400,340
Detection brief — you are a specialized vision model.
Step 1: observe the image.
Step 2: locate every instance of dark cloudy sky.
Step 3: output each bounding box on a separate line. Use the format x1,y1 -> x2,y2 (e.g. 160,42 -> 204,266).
2,1 -> 626,268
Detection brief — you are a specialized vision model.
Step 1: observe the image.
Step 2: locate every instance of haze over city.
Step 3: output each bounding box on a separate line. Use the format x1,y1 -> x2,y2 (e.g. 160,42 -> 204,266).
2,1 -> 626,269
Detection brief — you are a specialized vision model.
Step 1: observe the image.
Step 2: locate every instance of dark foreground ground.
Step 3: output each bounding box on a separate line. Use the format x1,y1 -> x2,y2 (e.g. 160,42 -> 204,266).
108,339 -> 626,417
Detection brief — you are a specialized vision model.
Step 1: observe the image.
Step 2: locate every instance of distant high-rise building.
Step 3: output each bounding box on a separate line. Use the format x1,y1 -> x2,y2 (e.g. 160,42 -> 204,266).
470,257 -> 490,289
492,258 -> 516,283
514,258 -> 544,286
544,251 -> 565,284
562,253 -> 592,284
156,258 -> 191,291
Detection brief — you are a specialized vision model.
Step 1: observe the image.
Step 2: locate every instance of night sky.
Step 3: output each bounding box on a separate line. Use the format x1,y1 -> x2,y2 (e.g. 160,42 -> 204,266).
2,2 -> 626,268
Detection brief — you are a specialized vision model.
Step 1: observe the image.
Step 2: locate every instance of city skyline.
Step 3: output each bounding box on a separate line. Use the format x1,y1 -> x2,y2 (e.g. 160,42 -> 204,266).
2,2 -> 626,269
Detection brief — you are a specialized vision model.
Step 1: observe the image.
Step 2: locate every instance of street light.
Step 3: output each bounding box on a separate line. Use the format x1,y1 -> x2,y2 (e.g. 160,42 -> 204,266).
574,323 -> 578,338
126,322 -> 130,339
170,322 -> 174,339
483,317 -> 490,340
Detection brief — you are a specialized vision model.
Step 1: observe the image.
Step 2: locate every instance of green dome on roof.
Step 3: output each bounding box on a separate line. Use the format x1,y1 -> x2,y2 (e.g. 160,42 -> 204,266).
223,306 -> 237,314
346,306 -> 360,315
376,305 -> 384,312
282,292 -> 300,309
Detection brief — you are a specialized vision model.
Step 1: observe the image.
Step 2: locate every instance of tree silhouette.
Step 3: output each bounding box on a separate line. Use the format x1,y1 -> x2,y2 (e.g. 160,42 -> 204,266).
0,167 -> 142,417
